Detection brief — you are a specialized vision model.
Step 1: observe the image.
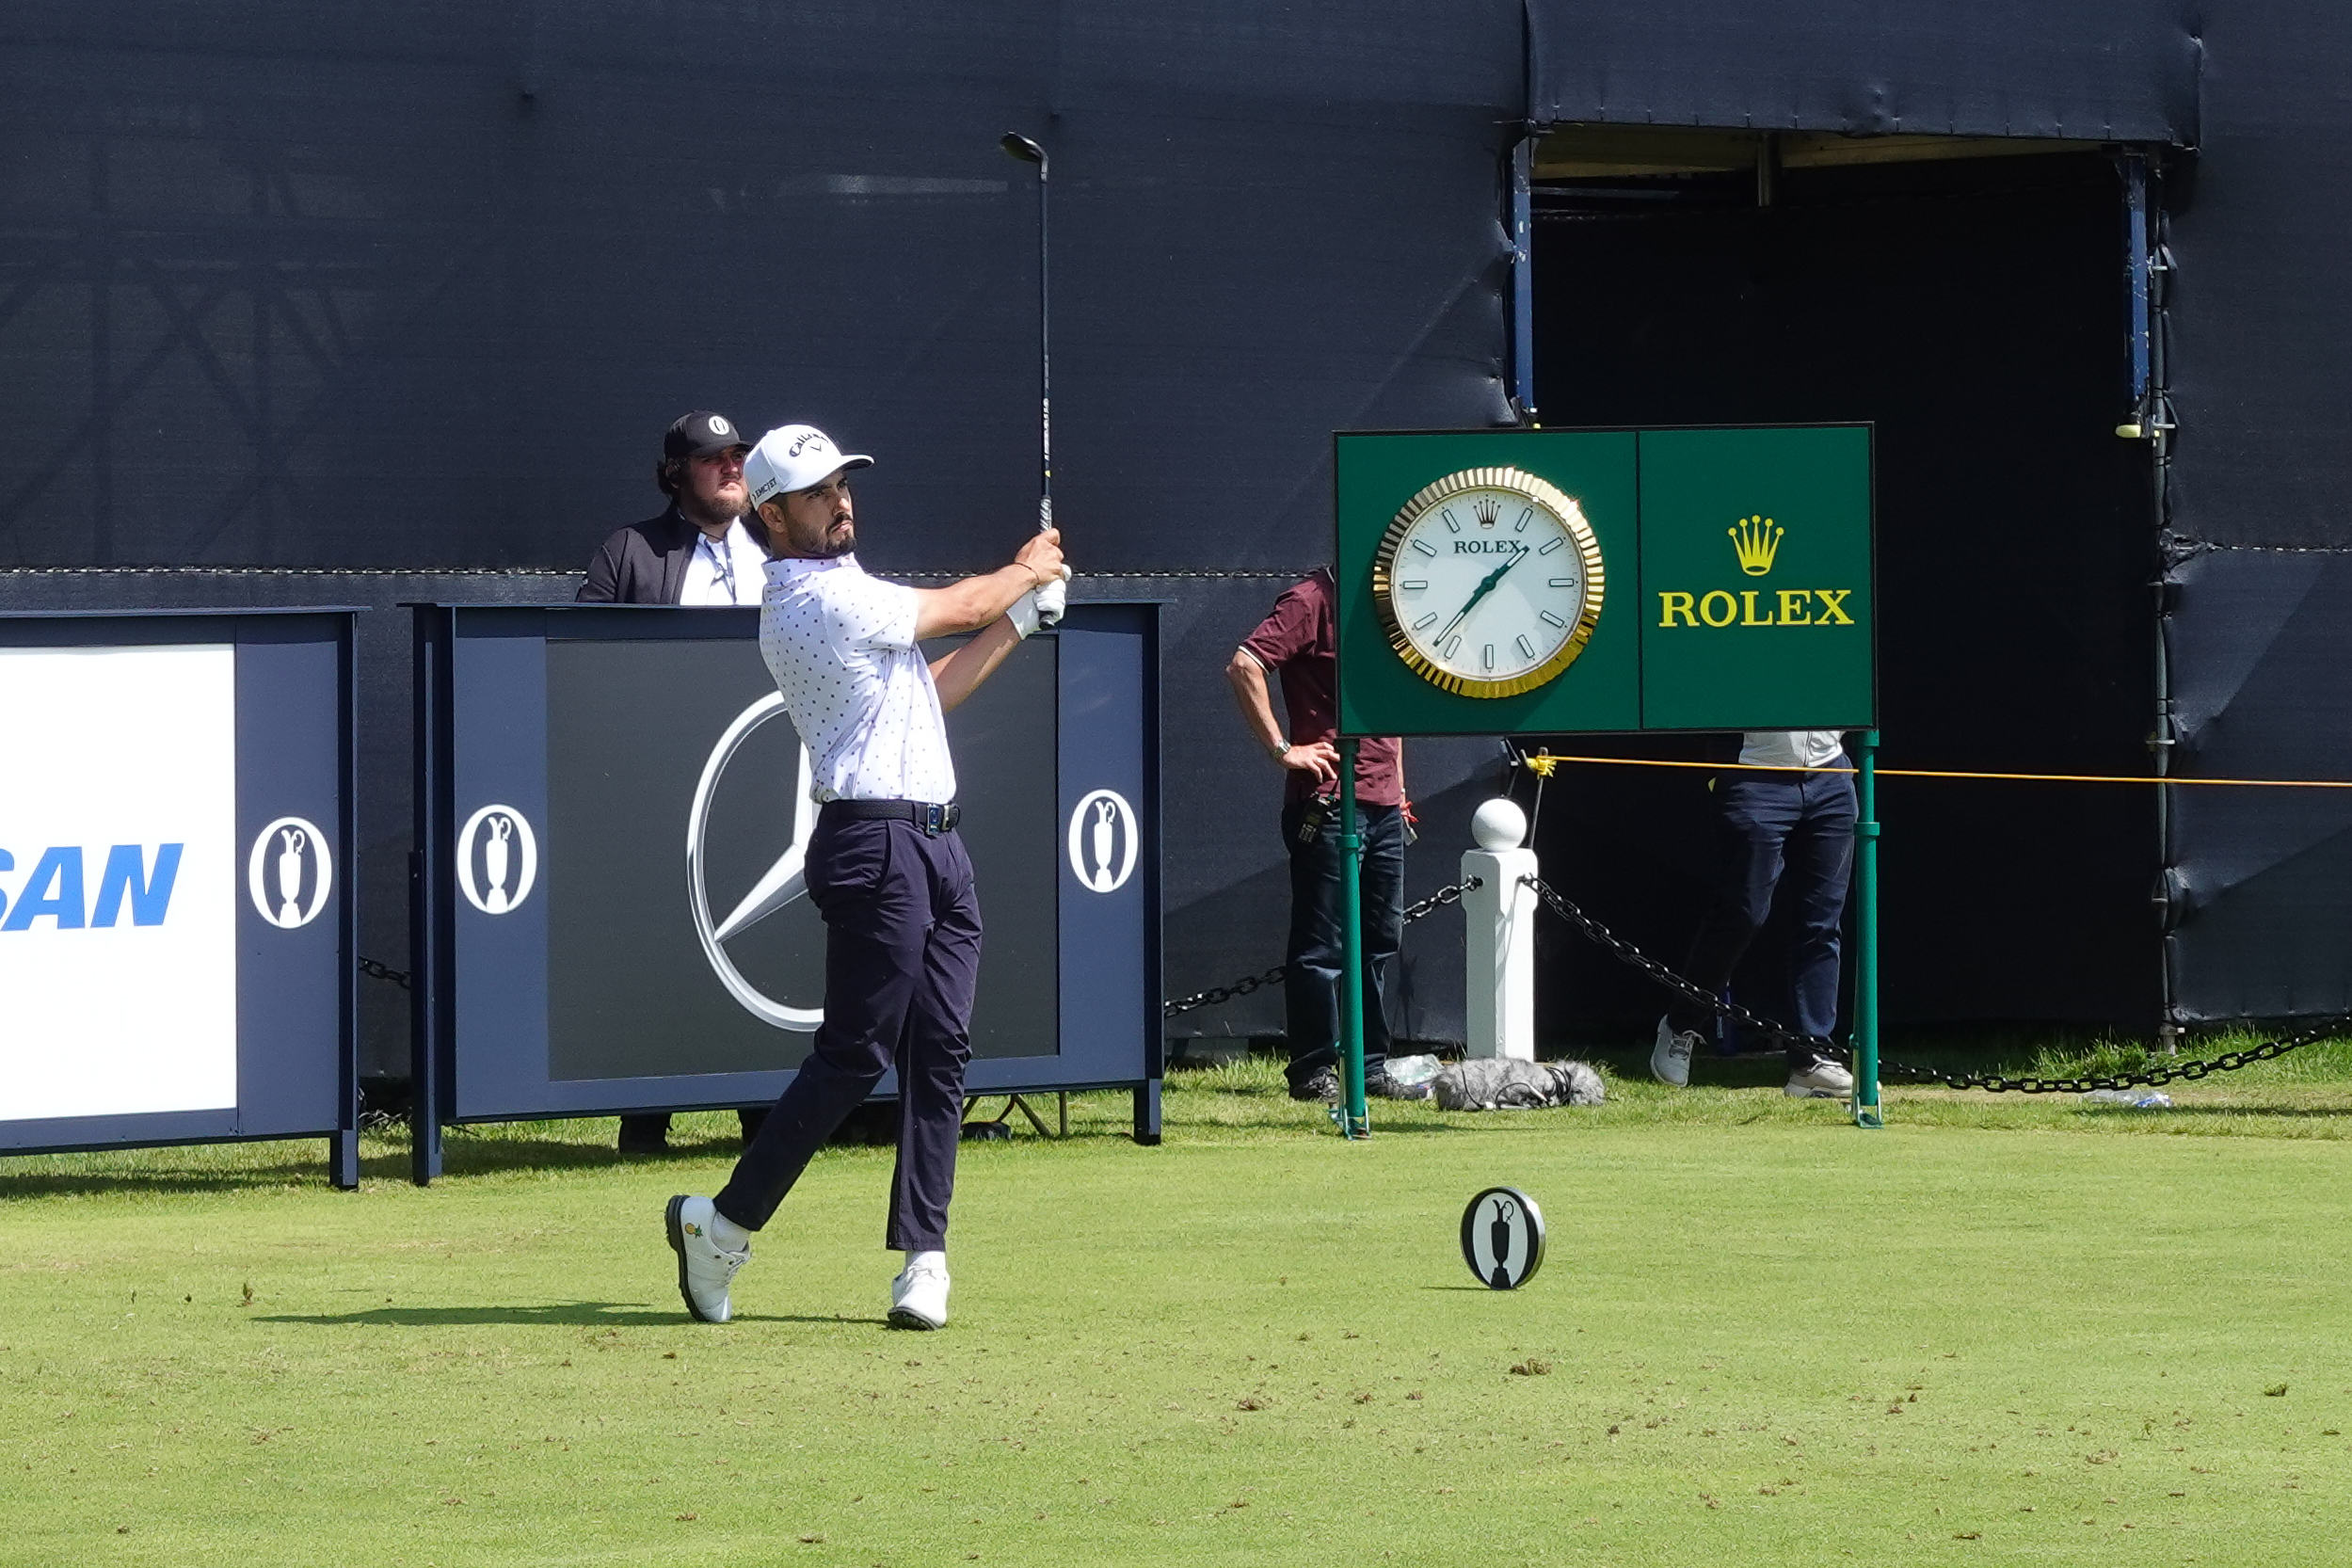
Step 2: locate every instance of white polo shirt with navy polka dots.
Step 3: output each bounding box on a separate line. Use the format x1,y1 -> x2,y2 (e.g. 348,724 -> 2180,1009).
759,553 -> 956,806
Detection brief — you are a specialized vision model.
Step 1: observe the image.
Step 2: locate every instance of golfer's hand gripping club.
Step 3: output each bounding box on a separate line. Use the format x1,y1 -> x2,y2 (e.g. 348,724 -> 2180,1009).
1006,527 -> 1068,639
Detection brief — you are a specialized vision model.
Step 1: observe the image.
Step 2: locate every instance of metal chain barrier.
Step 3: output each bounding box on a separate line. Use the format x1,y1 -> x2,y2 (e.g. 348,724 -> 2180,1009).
1520,874 -> 1802,1044
1520,873 -> 2350,1092
358,956 -> 411,991
1162,876 -> 1480,1017
1876,1027 -> 2343,1094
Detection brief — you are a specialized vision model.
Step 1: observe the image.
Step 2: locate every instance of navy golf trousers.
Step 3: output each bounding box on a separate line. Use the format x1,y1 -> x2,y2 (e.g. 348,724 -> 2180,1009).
716,809 -> 981,1253
1669,770 -> 1856,1060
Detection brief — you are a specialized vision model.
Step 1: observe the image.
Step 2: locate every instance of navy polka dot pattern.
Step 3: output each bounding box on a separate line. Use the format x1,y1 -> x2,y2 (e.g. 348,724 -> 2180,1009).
759,554 -> 956,805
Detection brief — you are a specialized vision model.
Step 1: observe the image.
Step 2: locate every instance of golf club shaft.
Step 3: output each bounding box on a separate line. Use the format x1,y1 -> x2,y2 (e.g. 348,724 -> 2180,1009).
1035,146 -> 1050,534
1001,132 -> 1052,537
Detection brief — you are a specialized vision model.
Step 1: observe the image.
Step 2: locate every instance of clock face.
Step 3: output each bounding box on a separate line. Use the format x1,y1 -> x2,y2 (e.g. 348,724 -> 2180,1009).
1370,466 -> 1606,698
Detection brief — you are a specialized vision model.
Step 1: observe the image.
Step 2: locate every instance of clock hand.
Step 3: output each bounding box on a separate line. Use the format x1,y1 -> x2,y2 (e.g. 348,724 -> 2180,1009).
1433,549 -> 1529,645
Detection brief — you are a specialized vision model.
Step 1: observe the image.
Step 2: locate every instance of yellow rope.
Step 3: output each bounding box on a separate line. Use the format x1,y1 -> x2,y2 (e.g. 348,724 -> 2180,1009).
1518,753 -> 2352,790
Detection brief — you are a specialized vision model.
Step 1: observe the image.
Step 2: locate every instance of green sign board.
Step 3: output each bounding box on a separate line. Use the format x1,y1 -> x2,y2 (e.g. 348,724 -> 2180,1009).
1334,425 -> 1873,737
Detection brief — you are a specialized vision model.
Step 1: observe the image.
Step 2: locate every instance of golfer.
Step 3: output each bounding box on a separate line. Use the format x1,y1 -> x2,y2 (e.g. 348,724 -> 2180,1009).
666,423 -> 1066,1330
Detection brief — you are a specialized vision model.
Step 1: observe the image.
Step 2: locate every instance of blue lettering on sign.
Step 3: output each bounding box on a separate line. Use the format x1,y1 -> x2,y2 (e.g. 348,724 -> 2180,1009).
93,844 -> 182,927
0,845 -> 183,931
2,847 -> 86,931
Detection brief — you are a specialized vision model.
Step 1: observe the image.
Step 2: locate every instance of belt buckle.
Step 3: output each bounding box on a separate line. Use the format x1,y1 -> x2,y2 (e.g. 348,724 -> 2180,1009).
920,803 -> 944,837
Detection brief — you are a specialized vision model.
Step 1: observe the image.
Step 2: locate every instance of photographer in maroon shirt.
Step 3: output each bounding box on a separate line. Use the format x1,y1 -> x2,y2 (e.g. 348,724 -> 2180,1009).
1226,569 -> 1416,1102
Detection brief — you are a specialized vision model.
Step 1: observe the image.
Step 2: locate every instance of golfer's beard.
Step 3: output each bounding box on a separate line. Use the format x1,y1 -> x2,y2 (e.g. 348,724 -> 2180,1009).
816,519 -> 856,557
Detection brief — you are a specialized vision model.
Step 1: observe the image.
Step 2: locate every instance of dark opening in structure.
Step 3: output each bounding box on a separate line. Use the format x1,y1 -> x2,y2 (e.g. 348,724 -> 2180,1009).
1526,130 -> 2160,1038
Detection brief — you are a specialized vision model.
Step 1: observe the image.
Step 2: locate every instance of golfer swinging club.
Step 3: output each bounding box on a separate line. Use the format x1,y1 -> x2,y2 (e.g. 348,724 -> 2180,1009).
666,423 -> 1068,1330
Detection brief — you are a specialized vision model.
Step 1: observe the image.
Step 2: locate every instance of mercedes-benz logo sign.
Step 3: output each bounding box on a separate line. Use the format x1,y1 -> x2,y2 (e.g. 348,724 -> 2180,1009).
1066,789 -> 1138,893
248,816 -> 332,929
687,692 -> 823,1032
456,804 -> 538,915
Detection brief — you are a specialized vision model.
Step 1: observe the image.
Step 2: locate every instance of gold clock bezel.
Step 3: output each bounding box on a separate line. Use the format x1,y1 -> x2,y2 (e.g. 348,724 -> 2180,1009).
1370,465 -> 1606,699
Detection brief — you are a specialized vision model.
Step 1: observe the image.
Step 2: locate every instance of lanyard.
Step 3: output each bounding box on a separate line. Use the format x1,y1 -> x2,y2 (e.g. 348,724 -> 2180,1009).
700,530 -> 742,603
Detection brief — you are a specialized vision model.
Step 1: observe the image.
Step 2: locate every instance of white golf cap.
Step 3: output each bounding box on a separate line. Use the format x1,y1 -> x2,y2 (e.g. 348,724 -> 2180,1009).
744,424 -> 873,506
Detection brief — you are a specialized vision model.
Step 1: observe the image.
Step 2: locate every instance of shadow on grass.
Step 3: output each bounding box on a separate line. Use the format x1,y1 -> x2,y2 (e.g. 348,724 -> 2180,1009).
257,1301 -> 890,1328
0,1172 -> 333,1200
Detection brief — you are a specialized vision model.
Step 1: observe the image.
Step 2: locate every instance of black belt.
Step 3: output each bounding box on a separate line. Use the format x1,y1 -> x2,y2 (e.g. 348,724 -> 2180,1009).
822,798 -> 961,834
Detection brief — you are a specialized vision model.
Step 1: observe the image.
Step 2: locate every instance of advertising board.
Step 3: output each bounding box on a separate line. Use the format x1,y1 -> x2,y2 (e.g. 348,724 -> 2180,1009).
1335,425 -> 1873,738
411,602 -> 1160,1182
0,612 -> 358,1183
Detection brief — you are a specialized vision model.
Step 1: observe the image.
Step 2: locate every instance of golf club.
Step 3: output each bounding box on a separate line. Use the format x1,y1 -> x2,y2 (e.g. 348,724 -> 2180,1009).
1000,130 -> 1065,626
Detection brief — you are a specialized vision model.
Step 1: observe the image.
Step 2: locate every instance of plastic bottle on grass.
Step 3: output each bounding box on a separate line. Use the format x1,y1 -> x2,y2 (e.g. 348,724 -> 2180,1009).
2080,1088 -> 2173,1110
1384,1054 -> 1444,1088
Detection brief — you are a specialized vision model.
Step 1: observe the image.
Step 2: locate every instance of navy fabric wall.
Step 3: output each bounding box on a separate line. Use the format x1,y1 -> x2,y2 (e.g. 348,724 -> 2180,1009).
2161,3 -> 2352,1020
0,2 -> 1522,571
1527,0 -> 2200,143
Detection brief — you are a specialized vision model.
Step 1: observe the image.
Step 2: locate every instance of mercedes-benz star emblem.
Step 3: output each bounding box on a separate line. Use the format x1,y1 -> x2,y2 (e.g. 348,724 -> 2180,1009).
248,815 -> 333,929
456,804 -> 537,915
688,692 -> 824,1032
1066,789 -> 1138,893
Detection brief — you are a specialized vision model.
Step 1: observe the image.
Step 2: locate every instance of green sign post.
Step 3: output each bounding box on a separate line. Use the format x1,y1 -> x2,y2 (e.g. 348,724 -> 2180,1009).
1332,425 -> 1880,1132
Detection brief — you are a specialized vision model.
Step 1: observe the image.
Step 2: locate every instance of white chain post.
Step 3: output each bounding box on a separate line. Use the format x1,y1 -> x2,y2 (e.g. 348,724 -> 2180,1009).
1463,799 -> 1539,1060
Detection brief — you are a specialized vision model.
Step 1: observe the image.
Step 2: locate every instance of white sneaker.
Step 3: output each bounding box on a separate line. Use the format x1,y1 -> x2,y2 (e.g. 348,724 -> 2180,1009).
1784,1056 -> 1856,1099
888,1258 -> 951,1331
1650,1016 -> 1699,1087
664,1195 -> 748,1323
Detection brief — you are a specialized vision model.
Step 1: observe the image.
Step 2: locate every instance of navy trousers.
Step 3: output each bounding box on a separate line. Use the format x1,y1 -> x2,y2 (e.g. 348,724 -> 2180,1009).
716,811 -> 981,1253
1669,771 -> 1856,1060
1281,799 -> 1404,1089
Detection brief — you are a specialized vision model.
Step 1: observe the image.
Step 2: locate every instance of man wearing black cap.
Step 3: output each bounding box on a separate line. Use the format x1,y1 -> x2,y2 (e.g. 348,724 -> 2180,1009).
579,409 -> 771,1154
581,410 -> 764,610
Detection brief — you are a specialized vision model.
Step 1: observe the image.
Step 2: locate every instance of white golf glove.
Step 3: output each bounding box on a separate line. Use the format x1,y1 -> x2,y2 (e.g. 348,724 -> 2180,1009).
1008,567 -> 1073,640
1034,564 -> 1072,629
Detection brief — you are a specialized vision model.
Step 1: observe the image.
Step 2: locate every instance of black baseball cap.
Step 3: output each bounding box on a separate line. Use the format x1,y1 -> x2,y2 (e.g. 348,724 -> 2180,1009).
663,410 -> 747,461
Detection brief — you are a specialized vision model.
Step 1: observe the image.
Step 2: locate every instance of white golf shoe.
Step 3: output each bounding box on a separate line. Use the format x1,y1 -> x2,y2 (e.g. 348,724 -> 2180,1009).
1784,1056 -> 1856,1099
1650,1016 -> 1699,1087
888,1256 -> 951,1331
664,1194 -> 748,1323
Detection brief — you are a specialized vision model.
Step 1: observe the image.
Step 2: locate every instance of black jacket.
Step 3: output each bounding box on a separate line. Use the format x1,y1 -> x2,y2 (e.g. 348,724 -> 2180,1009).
577,506 -> 702,605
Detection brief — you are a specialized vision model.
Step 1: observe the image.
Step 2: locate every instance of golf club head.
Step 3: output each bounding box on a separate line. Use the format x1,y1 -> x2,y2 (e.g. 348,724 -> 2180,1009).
1000,132 -> 1046,166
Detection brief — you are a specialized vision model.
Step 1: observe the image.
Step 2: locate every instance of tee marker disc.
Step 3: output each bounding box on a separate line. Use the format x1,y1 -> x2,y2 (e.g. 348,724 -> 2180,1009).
1462,1186 -> 1545,1289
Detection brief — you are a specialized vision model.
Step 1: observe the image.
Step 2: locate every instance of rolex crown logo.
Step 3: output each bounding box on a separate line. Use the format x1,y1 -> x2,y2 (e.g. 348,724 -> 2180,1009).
1728,515 -> 1783,576
1473,496 -> 1501,528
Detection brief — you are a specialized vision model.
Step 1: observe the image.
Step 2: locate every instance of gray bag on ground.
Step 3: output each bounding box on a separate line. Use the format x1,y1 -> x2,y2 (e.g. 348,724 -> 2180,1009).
1432,1058 -> 1606,1111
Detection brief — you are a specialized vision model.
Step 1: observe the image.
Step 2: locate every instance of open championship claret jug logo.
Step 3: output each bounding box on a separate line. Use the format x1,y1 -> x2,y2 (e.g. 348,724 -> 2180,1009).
456,805 -> 538,916
1066,789 -> 1138,893
687,692 -> 824,1032
246,816 -> 332,929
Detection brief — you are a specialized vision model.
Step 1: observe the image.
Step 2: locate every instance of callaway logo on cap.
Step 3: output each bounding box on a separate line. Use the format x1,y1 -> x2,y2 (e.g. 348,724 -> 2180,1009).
745,424 -> 874,505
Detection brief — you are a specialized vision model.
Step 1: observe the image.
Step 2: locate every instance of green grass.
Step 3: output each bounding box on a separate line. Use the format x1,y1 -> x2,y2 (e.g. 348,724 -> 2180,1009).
6,1053 -> 2352,1565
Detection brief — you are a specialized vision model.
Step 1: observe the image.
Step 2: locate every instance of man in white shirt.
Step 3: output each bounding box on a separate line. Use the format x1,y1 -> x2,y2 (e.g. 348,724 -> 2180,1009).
665,424 -> 1066,1332
577,409 -> 775,1156
579,410 -> 768,611
1649,730 -> 1859,1100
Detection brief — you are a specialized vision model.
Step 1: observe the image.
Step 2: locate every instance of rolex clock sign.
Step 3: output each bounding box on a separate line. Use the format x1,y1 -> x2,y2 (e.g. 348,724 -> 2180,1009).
1371,467 -> 1605,698
1336,426 -> 1872,737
